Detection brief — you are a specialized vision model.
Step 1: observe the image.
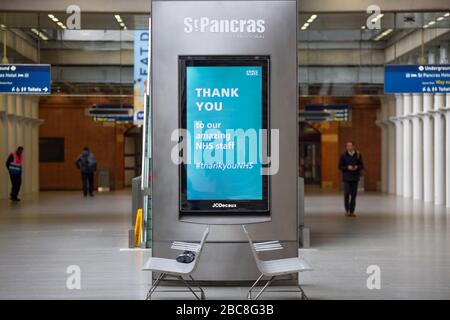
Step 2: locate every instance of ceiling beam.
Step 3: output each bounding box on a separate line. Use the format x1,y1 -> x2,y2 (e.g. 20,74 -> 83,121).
1,0 -> 450,13
385,28 -> 450,62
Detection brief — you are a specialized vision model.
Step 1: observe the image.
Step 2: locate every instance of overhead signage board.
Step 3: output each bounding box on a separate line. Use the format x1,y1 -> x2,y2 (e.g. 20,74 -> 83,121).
88,104 -> 133,123
93,115 -> 134,123
179,55 -> 270,214
0,64 -> 51,94
384,64 -> 450,93
303,104 -> 350,122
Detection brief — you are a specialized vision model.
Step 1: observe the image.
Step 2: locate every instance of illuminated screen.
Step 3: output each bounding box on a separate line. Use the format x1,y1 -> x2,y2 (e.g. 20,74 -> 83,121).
179,56 -> 269,214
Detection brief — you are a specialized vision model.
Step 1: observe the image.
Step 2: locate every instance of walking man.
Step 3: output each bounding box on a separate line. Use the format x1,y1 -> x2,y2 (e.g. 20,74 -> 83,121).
339,141 -> 364,217
75,147 -> 97,197
5,146 -> 24,202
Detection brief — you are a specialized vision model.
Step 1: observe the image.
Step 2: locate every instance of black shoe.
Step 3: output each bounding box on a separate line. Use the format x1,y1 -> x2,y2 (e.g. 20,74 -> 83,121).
11,198 -> 20,202
89,193 -> 94,197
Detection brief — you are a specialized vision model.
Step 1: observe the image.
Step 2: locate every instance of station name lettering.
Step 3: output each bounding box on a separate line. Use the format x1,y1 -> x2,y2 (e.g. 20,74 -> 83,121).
184,17 -> 265,34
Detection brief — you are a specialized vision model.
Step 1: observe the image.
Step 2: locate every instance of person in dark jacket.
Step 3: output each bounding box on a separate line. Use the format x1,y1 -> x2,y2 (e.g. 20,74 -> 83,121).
5,146 -> 24,202
75,147 -> 97,197
339,141 -> 364,217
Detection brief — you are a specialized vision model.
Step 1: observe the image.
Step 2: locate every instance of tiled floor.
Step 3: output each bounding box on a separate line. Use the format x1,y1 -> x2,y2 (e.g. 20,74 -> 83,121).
0,190 -> 449,299
0,191 -> 150,299
302,191 -> 450,299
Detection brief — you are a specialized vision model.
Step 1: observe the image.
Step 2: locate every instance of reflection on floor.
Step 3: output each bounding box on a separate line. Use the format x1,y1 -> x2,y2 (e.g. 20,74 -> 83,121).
0,190 -> 449,299
0,190 -> 150,299
302,191 -> 450,299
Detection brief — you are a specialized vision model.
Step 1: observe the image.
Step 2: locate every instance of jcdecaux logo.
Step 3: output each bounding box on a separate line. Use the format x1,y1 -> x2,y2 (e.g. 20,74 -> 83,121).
183,17 -> 265,34
212,203 -> 237,208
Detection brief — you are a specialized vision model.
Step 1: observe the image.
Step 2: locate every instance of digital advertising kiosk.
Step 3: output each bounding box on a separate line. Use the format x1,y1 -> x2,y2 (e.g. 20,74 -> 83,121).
151,0 -> 298,282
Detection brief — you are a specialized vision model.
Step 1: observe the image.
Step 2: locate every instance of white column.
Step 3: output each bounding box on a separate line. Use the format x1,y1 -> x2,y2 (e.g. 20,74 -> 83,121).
402,93 -> 413,198
23,97 -> 32,195
432,46 -> 447,206
0,95 -> 41,199
395,94 -> 404,196
7,95 -> 16,152
387,96 -> 396,195
30,97 -> 41,194
387,120 -> 396,194
433,93 -> 445,205
6,95 -> 16,197
440,46 -> 450,208
412,93 -> 423,200
0,96 -> 8,199
445,97 -> 450,207
423,93 -> 434,202
423,50 -> 436,203
440,45 -> 448,207
377,99 -> 389,193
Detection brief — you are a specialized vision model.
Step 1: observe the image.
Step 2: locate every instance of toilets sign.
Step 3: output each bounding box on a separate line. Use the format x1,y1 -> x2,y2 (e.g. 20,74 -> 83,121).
0,64 -> 51,94
384,64 -> 450,93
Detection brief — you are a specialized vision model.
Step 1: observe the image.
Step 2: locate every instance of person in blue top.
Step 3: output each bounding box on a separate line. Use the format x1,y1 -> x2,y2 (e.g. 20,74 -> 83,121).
75,147 -> 97,197
5,146 -> 24,202
339,141 -> 364,217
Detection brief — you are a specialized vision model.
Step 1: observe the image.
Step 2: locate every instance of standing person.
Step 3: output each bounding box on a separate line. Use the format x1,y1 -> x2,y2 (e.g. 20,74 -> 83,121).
75,147 -> 97,197
339,141 -> 364,217
5,146 -> 24,202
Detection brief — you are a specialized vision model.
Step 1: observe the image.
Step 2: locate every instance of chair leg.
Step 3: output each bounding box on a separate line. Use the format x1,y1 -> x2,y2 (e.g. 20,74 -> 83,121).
146,272 -> 165,300
253,276 -> 275,300
247,273 -> 264,300
178,275 -> 202,300
298,285 -> 308,300
188,275 -> 206,300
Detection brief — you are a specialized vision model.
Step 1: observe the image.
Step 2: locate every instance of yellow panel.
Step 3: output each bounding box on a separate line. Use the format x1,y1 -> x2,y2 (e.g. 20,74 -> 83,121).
321,134 -> 338,143
322,181 -> 334,189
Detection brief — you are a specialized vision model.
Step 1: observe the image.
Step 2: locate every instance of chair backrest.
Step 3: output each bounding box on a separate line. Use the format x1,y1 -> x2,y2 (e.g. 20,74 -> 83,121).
190,227 -> 210,273
242,225 -> 264,271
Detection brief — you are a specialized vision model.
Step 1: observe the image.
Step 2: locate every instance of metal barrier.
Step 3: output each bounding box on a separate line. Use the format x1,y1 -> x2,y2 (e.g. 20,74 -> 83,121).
129,176 -> 143,247
97,168 -> 110,192
298,177 -> 310,248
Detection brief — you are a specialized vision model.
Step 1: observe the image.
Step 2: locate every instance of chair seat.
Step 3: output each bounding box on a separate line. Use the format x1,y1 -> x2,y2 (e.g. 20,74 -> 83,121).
142,257 -> 195,275
259,257 -> 312,276
171,242 -> 201,253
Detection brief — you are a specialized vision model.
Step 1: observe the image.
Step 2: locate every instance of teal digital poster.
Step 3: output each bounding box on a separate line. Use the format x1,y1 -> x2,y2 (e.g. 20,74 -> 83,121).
186,66 -> 263,200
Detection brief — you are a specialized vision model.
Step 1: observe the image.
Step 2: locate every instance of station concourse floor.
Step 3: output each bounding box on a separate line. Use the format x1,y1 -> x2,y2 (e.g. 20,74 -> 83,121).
0,190 -> 449,300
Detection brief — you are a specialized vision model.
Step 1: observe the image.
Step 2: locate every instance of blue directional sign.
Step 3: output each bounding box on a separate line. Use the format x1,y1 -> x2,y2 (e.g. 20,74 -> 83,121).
0,64 -> 51,94
384,64 -> 450,94
133,110 -> 145,125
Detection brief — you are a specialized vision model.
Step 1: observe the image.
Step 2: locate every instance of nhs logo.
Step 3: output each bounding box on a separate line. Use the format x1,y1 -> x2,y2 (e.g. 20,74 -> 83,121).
183,17 -> 265,34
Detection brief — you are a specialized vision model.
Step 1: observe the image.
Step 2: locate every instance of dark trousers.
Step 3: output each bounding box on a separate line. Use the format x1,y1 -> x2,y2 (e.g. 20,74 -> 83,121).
343,180 -> 359,213
9,173 -> 22,200
81,172 -> 94,196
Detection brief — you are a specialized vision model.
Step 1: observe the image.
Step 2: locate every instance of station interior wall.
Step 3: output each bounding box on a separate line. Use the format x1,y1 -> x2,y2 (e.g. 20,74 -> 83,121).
38,95 -> 131,191
301,95 -> 381,191
0,92 -> 381,198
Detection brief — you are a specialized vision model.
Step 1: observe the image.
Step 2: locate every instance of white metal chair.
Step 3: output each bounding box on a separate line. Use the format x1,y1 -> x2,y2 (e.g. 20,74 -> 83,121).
242,225 -> 312,300
142,227 -> 209,300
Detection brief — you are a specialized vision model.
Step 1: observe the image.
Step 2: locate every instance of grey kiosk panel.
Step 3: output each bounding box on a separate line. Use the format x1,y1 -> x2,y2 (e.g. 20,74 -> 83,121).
151,0 -> 298,281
